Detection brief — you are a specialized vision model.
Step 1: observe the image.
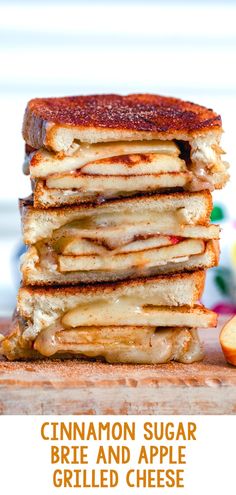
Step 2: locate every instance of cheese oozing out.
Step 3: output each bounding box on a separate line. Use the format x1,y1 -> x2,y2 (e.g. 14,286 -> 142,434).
33,325 -> 203,364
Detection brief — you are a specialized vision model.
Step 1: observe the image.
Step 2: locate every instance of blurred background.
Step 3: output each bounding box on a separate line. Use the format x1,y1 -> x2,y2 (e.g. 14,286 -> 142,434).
0,0 -> 236,316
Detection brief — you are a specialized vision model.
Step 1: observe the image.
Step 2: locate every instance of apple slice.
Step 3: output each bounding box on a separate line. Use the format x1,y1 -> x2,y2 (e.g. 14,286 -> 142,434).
220,316 -> 236,365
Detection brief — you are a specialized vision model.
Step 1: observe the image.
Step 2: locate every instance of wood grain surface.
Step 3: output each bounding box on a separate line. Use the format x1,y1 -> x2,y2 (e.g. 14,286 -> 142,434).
0,317 -> 235,415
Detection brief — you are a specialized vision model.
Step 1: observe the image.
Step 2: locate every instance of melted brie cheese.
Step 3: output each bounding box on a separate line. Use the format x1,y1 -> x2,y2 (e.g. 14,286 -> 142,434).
33,325 -> 203,364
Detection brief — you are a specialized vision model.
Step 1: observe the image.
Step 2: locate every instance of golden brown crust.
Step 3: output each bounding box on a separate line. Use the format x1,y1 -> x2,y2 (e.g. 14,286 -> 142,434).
20,189 -> 213,225
22,94 -> 222,150
19,270 -> 205,299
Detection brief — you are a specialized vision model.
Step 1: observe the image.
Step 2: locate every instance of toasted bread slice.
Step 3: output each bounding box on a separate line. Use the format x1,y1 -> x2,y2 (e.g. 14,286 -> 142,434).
19,271 -> 205,318
23,94 -> 229,199
20,190 -> 214,244
0,313 -> 203,363
22,94 -> 222,151
21,240 -> 219,285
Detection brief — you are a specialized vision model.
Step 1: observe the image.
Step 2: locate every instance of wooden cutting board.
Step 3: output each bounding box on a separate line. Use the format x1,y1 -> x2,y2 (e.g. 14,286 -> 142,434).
0,317 -> 235,415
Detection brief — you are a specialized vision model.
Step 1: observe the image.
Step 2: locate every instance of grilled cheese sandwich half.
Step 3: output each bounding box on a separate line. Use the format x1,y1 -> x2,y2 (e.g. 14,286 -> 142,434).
1,278 -> 214,361
20,192 -> 219,285
22,94 -> 229,207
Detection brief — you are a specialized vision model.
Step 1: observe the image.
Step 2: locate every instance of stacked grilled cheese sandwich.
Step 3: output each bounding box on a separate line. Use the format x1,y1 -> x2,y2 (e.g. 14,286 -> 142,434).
1,94 -> 229,362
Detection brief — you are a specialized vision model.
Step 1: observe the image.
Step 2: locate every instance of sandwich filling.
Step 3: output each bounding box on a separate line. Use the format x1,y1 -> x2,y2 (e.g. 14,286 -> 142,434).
25,137 -> 228,199
21,206 -> 219,280
33,326 -> 203,363
0,321 -> 203,363
27,140 -> 181,176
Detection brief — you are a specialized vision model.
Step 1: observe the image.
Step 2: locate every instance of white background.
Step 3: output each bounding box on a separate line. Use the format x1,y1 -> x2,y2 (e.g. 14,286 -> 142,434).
0,415 -> 235,494
0,0 -> 236,314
